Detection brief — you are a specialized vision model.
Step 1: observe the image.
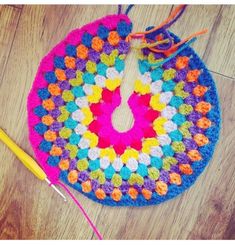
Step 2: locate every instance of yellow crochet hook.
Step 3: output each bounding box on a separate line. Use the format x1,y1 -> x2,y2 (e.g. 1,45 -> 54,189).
0,128 -> 67,201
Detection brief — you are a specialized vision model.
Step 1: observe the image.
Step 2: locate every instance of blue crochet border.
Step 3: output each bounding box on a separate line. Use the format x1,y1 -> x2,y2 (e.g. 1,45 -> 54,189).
59,32 -> 221,207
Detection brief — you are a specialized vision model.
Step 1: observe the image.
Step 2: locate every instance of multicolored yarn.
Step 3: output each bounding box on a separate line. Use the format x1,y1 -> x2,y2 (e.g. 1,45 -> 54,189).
27,7 -> 220,207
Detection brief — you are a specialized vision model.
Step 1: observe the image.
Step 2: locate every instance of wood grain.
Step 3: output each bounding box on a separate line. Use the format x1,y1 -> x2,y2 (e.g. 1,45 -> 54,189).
0,5 -> 234,240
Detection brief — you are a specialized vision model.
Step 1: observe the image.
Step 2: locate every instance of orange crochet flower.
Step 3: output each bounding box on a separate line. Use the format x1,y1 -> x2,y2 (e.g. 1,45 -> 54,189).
42,99 -> 55,111
194,134 -> 209,146
156,181 -> 168,196
92,36 -> 104,52
55,68 -> 66,81
176,56 -> 189,69
128,187 -> 138,200
44,130 -> 57,142
42,114 -> 54,126
64,56 -> 76,69
169,173 -> 182,185
142,188 -> 152,200
187,69 -> 200,82
195,101 -> 211,115
193,85 -> 208,97
179,164 -> 193,175
77,44 -> 88,59
95,188 -> 106,200
188,149 -> 202,161
68,170 -> 78,184
59,159 -> 70,170
81,180 -> 92,193
197,117 -> 212,129
50,145 -> 62,156
48,83 -> 61,96
111,188 -> 122,201
108,31 -> 120,46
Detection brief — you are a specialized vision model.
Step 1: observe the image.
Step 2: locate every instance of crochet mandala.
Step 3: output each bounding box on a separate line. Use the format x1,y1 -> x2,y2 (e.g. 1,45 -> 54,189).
27,13 -> 220,206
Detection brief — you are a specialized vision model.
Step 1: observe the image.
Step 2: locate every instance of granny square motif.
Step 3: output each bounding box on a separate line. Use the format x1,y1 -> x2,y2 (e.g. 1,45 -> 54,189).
27,11 -> 221,206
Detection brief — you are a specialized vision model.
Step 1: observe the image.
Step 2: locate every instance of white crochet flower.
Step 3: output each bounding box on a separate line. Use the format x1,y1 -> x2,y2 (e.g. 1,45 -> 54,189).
72,109 -> 84,122
141,72 -> 152,84
126,158 -> 138,172
75,97 -> 88,108
161,106 -> 177,119
83,84 -> 93,95
164,120 -> 177,133
150,146 -> 163,157
112,158 -> 123,171
88,147 -> 100,160
151,80 -> 163,94
158,134 -> 172,146
74,124 -> 87,135
160,91 -> 173,104
100,157 -> 110,169
94,74 -> 106,87
78,137 -> 90,149
106,67 -> 120,79
138,153 -> 151,166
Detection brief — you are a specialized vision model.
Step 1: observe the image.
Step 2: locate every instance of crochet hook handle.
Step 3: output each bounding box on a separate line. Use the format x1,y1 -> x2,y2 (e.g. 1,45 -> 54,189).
0,128 -> 66,201
0,128 -> 46,180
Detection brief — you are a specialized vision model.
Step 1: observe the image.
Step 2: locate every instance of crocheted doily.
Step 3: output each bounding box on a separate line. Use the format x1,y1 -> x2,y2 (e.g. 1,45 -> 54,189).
27,13 -> 220,206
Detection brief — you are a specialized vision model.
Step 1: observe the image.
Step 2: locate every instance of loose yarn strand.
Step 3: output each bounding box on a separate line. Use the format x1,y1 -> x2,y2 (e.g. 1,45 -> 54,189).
147,37 -> 197,67
118,4 -> 122,14
55,181 -> 103,240
125,4 -> 135,15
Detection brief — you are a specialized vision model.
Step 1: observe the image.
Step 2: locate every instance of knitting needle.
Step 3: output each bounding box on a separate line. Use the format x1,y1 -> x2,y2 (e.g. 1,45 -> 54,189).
0,128 -> 67,202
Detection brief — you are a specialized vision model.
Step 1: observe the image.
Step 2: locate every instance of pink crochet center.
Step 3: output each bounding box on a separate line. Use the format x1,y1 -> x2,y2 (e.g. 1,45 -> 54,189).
27,14 -> 131,182
97,90 -> 149,146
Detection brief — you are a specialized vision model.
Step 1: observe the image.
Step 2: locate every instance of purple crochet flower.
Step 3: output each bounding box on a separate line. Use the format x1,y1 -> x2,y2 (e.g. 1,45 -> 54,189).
103,42 -> 113,54
119,181 -> 130,194
184,95 -> 201,106
49,121 -> 62,131
118,40 -> 130,54
189,125 -> 204,135
159,170 -> 170,182
187,111 -> 202,123
49,108 -> 61,118
175,153 -> 190,164
66,69 -> 76,79
184,82 -> 197,92
54,137 -> 67,147
59,80 -> 70,90
88,49 -> 100,63
170,164 -> 180,174
69,159 -> 77,171
144,178 -> 156,191
61,149 -> 70,159
102,181 -> 114,194
78,171 -> 89,182
133,184 -> 142,193
174,68 -> 187,82
53,96 -> 64,106
76,58 -> 86,71
183,138 -> 198,150
163,57 -> 177,69
91,179 -> 100,191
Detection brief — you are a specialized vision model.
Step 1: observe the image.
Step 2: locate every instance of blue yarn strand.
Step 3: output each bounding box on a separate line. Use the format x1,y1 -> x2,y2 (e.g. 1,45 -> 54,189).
125,4 -> 134,15
118,4 -> 122,14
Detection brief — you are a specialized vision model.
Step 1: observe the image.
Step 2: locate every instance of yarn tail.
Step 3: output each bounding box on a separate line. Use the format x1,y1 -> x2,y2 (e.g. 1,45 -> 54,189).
55,181 -> 103,240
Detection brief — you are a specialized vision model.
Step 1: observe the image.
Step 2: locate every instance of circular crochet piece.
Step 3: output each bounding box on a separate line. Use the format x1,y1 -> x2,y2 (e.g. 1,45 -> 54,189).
27,14 -> 220,206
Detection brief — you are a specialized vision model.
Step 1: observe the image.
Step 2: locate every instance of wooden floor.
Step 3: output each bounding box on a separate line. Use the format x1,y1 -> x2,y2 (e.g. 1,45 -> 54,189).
0,5 -> 234,240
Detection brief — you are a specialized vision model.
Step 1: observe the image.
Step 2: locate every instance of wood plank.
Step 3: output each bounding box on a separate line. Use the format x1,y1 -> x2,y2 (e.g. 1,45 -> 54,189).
170,5 -> 235,78
0,6 -> 21,84
0,5 -> 234,240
